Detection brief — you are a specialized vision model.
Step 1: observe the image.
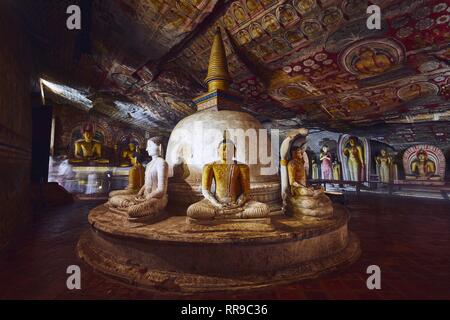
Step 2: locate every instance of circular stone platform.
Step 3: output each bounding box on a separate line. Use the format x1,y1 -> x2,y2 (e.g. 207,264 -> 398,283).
77,204 -> 360,293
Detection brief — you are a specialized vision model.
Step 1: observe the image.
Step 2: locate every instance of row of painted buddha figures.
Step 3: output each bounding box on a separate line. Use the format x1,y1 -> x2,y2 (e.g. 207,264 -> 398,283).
106,136 -> 333,223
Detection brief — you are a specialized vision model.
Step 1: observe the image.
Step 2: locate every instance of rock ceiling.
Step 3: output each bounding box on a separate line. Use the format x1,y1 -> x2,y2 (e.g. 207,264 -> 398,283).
11,0 -> 450,147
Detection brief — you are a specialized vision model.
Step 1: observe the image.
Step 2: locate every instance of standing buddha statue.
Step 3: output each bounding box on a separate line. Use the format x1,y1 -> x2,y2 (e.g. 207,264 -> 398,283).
376,149 -> 391,183
343,137 -> 364,181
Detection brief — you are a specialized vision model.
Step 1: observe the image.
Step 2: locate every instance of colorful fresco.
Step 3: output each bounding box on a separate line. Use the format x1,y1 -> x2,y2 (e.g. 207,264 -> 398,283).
15,0 -> 450,145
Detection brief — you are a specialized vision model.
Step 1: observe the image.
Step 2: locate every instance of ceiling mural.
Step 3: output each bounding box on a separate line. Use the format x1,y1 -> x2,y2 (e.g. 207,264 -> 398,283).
12,0 -> 450,145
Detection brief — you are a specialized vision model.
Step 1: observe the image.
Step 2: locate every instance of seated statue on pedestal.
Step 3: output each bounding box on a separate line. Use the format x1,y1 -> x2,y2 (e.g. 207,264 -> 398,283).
187,138 -> 270,220
410,149 -> 437,179
108,137 -> 168,220
109,152 -> 145,198
287,146 -> 333,219
70,123 -> 109,165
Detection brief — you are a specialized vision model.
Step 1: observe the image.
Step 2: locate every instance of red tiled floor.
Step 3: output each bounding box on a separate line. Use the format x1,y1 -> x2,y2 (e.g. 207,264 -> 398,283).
0,194 -> 449,299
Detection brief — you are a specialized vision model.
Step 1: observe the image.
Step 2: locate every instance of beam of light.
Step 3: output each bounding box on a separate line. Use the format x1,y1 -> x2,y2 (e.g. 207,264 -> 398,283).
40,79 -> 93,109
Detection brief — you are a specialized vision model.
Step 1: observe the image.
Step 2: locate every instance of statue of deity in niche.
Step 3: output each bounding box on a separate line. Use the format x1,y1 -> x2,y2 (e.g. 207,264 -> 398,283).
108,137 -> 168,220
354,47 -> 393,76
332,160 -> 341,181
249,23 -> 265,39
375,149 -> 391,183
109,152 -> 145,198
277,5 -> 298,26
311,159 -> 319,180
409,149 -> 437,179
343,137 -> 364,181
70,123 -> 109,165
320,145 -> 333,180
262,14 -> 280,33
187,136 -> 270,220
287,146 -> 333,219
223,14 -> 236,30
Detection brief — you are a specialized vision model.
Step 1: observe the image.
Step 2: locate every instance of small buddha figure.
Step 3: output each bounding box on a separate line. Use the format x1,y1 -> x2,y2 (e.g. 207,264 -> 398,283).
343,137 -> 364,181
109,152 -> 145,198
286,147 -> 333,219
410,149 -> 436,179
107,138 -> 168,220
71,123 -> 109,165
376,149 -> 391,183
320,145 -> 332,180
187,138 -> 270,220
119,142 -> 138,167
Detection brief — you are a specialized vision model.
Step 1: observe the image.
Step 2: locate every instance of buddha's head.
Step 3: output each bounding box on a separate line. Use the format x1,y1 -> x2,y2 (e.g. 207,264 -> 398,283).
380,149 -> 387,156
417,149 -> 428,162
291,146 -> 304,161
81,123 -> 95,143
322,145 -> 328,153
349,137 -> 357,147
128,142 -> 136,152
147,137 -> 162,157
218,139 -> 236,163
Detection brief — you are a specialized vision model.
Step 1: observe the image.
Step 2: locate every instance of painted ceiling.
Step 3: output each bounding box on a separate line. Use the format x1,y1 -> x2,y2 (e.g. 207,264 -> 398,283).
11,0 -> 450,146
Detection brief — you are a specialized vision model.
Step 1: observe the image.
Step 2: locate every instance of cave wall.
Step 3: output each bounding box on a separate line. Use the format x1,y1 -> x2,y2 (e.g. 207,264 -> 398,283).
0,4 -> 34,249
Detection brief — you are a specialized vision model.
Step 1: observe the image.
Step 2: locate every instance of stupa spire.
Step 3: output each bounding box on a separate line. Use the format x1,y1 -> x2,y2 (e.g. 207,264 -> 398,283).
204,27 -> 231,92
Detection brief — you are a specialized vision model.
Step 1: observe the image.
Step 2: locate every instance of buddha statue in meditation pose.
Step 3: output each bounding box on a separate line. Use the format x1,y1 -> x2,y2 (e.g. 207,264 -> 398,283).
410,149 -> 436,179
286,146 -> 333,219
109,152 -> 145,198
107,137 -> 168,220
70,123 -> 109,165
187,138 -> 270,220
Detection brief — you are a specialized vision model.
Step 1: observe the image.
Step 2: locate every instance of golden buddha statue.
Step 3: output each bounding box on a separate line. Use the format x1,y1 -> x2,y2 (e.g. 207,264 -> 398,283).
109,152 -> 145,198
355,48 -> 393,76
286,146 -> 333,219
343,137 -> 364,181
119,142 -> 138,167
187,137 -> 270,220
410,149 -> 436,179
70,123 -> 109,165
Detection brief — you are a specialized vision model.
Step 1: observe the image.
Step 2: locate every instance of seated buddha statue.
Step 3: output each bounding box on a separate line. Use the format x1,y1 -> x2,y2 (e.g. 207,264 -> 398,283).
109,152 -> 145,198
119,142 -> 138,167
70,123 -> 109,165
286,146 -> 333,219
408,149 -> 438,180
187,138 -> 270,220
107,137 -> 168,220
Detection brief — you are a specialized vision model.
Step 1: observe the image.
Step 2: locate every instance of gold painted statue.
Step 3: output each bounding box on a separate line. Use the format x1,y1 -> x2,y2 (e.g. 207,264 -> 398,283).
108,138 -> 168,220
119,142 -> 138,167
109,152 -> 145,198
343,137 -> 364,181
286,147 -> 333,219
70,123 -> 109,165
410,149 -> 436,179
376,149 -> 391,183
187,138 -> 270,220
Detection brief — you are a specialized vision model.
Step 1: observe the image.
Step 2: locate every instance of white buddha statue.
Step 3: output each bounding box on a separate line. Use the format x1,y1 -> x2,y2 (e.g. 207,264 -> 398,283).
108,137 -> 168,220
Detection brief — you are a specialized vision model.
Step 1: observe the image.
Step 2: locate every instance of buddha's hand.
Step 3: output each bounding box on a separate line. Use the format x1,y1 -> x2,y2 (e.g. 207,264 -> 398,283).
236,194 -> 247,207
